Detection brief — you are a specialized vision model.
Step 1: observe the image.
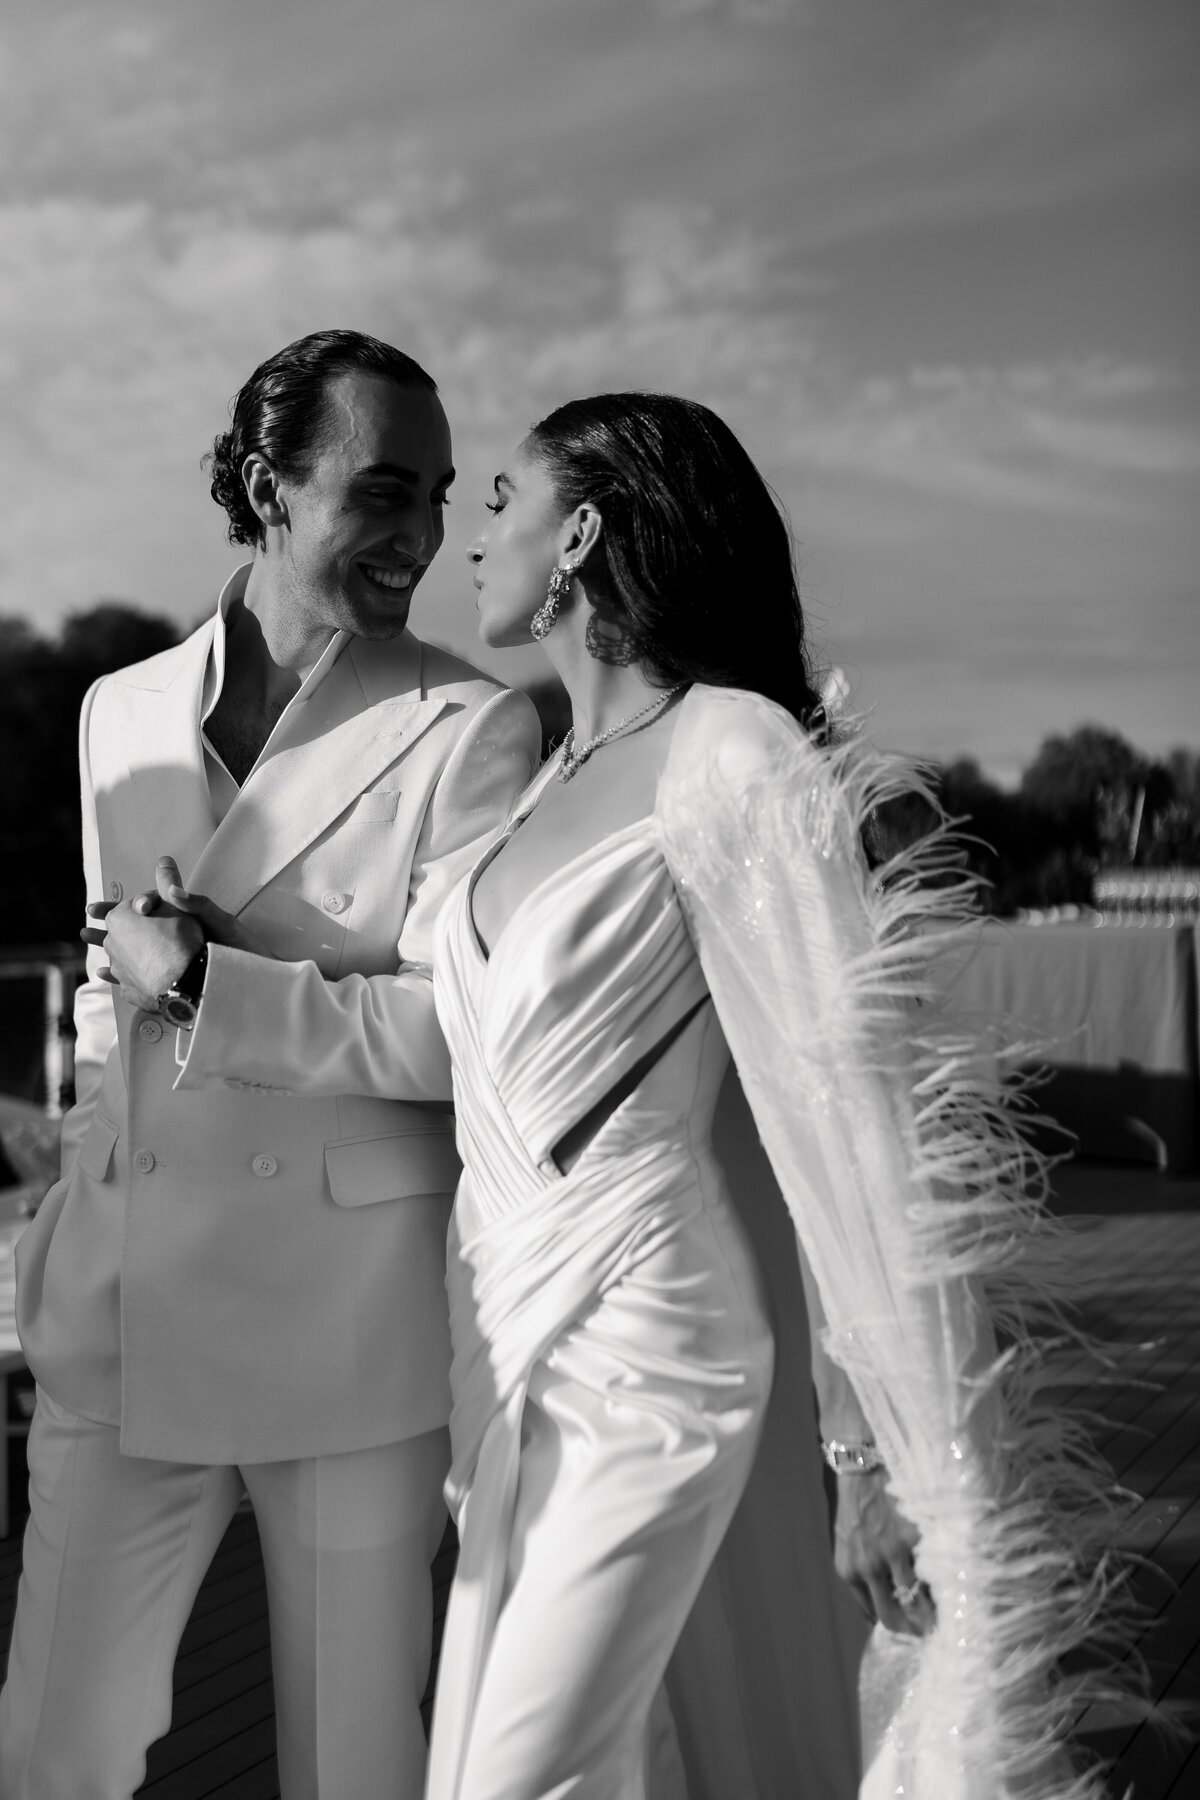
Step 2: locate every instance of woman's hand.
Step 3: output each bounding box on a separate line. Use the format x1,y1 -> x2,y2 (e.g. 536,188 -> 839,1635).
832,1468 -> 935,1638
794,1233 -> 935,1636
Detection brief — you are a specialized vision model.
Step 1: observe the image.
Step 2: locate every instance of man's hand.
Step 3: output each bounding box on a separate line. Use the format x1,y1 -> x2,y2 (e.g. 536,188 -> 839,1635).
83,895 -> 204,1013
832,1468 -> 935,1639
81,857 -> 273,1010
152,856 -> 272,956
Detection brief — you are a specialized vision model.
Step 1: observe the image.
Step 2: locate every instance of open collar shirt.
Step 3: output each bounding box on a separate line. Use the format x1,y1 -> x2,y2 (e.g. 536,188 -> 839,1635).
200,564 -> 352,824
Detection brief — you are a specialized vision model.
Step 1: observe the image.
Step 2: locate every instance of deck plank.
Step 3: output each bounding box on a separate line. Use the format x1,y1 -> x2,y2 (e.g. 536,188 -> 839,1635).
0,1157 -> 1196,1796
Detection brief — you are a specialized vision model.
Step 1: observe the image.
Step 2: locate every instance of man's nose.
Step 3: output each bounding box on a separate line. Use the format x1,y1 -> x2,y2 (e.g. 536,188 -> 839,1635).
391,498 -> 437,560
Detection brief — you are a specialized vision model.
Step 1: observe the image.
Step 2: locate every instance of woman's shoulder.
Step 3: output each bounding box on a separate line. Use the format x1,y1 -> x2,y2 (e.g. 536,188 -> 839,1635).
660,684 -> 880,873
668,682 -> 822,791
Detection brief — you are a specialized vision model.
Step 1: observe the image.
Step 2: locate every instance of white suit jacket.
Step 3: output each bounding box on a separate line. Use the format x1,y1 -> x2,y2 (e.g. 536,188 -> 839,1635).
17,599 -> 540,1463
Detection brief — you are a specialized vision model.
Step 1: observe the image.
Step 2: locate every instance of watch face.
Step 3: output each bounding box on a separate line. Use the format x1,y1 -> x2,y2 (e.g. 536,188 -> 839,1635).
162,992 -> 198,1030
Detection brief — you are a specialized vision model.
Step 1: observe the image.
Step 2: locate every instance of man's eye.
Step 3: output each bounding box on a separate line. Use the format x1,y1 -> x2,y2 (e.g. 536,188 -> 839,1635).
433,494 -> 451,509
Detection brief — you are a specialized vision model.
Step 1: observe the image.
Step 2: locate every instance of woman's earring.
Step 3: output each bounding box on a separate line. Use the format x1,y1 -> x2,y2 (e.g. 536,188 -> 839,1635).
584,610 -> 637,665
530,563 -> 575,642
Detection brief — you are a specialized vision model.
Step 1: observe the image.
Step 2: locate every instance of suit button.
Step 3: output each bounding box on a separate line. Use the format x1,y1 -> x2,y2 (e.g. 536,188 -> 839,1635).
138,1018 -> 164,1043
252,1154 -> 278,1178
109,879 -> 124,901
321,890 -> 347,914
133,1149 -> 156,1173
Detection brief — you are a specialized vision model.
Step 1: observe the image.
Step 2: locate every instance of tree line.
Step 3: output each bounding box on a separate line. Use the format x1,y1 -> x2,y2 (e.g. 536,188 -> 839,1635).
2,607 -> 1197,947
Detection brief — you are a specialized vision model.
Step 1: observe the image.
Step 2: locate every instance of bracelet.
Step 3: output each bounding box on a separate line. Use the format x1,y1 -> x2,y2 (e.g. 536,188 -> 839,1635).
821,1438 -> 886,1475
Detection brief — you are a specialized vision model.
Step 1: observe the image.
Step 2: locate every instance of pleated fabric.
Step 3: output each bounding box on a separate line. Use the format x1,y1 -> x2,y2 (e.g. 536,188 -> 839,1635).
426,753 -> 860,1800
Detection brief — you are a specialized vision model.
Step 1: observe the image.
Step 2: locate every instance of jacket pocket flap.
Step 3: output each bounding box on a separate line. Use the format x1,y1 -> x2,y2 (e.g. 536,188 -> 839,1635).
77,1113 -> 119,1182
353,789 -> 402,824
325,1131 -> 460,1207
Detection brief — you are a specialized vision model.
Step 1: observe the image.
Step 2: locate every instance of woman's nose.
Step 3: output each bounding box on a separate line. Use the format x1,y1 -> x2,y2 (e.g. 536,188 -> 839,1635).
466,538 -> 484,565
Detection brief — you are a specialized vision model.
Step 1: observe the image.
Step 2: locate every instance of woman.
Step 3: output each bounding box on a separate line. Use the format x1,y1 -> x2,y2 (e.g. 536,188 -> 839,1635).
426,394 -> 1110,1800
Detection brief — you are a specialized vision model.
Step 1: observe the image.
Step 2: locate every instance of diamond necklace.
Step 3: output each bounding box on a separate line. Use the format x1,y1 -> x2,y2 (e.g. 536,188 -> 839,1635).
557,685 -> 685,783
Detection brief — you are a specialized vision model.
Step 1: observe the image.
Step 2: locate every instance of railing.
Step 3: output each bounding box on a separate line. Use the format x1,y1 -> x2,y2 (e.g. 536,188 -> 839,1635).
0,944 -> 87,1118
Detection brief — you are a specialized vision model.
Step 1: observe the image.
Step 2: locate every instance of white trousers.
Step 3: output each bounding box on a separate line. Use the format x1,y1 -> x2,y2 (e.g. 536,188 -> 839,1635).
0,1388 -> 449,1800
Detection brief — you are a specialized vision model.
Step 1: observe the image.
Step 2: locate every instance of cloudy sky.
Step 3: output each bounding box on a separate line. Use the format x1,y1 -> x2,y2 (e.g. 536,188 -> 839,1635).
4,0 -> 1197,776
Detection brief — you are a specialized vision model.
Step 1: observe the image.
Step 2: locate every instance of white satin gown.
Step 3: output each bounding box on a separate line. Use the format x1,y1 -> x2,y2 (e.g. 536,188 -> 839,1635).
426,746 -> 861,1800
428,683 -> 1115,1800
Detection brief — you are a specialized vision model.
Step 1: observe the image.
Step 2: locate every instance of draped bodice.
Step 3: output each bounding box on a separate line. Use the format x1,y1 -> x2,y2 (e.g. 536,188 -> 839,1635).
437,801 -> 713,1225
431,764 -> 741,1527
426,741 -> 793,1800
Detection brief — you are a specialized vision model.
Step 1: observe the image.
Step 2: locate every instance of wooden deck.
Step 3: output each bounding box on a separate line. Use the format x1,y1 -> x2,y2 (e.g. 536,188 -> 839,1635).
0,1158 -> 1196,1797
1053,1162 -> 1200,1798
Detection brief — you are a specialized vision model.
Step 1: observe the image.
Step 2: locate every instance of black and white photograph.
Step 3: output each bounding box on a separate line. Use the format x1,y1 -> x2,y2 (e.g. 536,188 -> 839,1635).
0,3 -> 1197,1797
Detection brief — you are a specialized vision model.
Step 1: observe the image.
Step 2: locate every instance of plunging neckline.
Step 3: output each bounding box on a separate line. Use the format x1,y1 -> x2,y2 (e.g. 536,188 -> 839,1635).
466,695 -> 696,967
466,811 -> 659,967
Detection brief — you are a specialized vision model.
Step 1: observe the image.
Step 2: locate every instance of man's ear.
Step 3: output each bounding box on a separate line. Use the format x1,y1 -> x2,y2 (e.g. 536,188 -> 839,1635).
242,454 -> 289,532
560,501 -> 602,567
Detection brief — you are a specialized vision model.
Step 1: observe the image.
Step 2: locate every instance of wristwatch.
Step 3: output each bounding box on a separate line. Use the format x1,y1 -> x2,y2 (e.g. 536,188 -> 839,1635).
159,946 -> 208,1031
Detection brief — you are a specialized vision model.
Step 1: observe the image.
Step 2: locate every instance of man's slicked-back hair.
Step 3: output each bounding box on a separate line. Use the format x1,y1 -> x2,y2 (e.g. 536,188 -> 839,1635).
206,329 -> 438,548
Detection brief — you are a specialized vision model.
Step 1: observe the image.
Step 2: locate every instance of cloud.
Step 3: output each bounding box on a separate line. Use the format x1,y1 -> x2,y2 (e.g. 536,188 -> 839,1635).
767,1 -> 1200,251
4,0 -> 1197,769
1,5 -> 219,199
782,359 -> 1200,514
652,0 -> 811,22
3,159 -> 1193,637
0,153 -> 504,621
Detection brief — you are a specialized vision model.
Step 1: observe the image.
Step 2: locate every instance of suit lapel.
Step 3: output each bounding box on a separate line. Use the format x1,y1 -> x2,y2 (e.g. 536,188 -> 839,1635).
117,621 -> 217,888
187,635 -> 445,916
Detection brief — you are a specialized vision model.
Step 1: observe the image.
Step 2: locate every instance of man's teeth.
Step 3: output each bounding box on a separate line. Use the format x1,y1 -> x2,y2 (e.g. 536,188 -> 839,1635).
363,564 -> 412,590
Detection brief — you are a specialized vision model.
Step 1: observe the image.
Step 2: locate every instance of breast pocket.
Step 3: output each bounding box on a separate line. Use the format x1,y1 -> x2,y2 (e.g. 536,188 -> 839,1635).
76,1112 -> 119,1182
324,1130 -> 461,1208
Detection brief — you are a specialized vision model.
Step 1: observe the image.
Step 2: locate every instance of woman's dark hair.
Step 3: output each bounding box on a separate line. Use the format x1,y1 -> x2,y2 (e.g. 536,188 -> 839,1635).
206,329 -> 438,548
527,392 -> 823,728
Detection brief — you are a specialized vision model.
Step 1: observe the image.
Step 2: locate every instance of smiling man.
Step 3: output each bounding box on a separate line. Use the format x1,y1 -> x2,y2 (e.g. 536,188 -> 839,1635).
0,331 -> 540,1800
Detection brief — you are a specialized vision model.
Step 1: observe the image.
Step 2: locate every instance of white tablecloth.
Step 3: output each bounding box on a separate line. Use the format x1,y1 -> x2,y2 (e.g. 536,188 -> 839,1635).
948,920 -> 1199,1169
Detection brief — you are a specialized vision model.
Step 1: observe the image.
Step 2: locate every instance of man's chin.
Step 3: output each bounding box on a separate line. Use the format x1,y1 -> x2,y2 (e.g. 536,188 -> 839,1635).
345,591 -> 415,641
353,612 -> 412,642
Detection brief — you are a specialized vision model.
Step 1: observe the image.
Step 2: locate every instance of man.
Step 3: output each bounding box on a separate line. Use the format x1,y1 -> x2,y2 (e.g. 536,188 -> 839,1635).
0,330 -> 540,1799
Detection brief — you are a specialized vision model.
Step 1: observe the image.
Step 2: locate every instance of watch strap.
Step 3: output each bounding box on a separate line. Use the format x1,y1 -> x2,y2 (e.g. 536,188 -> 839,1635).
159,945 -> 208,1030
174,944 -> 208,1002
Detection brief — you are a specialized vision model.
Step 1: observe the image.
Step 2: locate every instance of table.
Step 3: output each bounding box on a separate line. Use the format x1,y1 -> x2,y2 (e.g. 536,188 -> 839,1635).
946,919 -> 1200,1171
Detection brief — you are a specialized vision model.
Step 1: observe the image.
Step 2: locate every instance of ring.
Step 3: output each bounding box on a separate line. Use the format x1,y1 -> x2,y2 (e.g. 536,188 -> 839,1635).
893,1579 -> 923,1609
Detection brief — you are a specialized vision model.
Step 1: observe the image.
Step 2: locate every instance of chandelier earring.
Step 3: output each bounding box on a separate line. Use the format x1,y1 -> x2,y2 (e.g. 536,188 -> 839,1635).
530,563 -> 576,642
